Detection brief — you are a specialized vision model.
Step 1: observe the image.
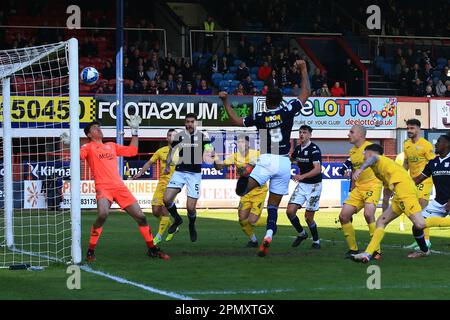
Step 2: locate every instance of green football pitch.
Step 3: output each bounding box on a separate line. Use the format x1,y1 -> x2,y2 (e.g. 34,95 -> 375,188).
1,208 -> 450,300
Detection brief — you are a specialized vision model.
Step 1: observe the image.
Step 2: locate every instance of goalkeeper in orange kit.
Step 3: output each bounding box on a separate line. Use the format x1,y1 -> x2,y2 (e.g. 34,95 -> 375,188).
64,115 -> 170,262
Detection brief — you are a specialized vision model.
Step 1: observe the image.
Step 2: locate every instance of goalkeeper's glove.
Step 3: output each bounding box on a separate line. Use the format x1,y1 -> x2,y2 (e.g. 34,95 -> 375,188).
126,114 -> 142,136
60,131 -> 70,145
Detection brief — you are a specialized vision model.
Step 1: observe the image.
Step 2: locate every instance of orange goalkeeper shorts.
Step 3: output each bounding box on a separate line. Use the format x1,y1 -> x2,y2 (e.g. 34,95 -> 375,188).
96,184 -> 137,209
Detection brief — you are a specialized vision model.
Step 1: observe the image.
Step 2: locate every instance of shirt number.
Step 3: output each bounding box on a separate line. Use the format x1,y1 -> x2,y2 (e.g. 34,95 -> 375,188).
270,128 -> 283,143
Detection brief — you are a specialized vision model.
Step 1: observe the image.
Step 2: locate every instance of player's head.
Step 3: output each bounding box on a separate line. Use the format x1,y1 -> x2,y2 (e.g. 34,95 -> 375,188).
348,125 -> 366,144
84,120 -> 103,141
406,119 -> 421,139
167,129 -> 176,144
363,143 -> 384,160
299,125 -> 312,144
236,133 -> 250,153
265,87 -> 283,109
435,135 -> 450,156
185,113 -> 197,133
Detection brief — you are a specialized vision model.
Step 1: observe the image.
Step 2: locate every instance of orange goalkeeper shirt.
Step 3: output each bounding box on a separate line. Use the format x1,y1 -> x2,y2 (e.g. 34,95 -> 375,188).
80,141 -> 138,188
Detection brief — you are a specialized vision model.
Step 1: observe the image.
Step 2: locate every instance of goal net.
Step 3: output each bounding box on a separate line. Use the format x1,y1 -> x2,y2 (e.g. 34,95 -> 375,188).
0,38 -> 81,268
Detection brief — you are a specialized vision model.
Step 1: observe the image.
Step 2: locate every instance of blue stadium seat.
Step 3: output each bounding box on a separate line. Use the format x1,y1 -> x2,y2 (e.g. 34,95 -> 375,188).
231,80 -> 240,87
374,56 -> 384,68
229,66 -> 238,73
224,73 -> 235,81
250,73 -> 258,81
212,72 -> 223,81
219,80 -> 230,90
432,70 -> 442,78
233,59 -> 242,66
251,66 -> 259,74
282,87 -> 294,96
254,80 -> 264,88
192,51 -> 202,60
212,73 -> 223,87
437,57 -> 447,68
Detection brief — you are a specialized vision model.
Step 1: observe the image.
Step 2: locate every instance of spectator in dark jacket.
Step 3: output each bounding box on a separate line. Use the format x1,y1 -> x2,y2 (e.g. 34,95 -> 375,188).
412,78 -> 425,96
236,62 -> 250,81
219,56 -> 230,74
242,75 -> 255,94
266,69 -> 279,87
135,65 -> 149,83
102,60 -> 115,80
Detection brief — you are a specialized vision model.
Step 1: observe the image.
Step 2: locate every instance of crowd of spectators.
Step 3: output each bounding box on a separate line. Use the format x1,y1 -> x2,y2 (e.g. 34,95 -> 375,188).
383,48 -> 450,97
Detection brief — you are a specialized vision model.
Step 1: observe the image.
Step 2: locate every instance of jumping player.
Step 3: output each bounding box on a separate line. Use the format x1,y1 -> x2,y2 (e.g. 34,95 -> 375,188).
219,59 -> 310,257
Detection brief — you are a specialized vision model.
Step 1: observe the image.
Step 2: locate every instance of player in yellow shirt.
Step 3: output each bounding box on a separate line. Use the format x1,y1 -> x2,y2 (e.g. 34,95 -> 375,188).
351,144 -> 448,262
133,129 -> 177,245
403,119 -> 435,249
338,125 -> 383,259
216,133 -> 268,247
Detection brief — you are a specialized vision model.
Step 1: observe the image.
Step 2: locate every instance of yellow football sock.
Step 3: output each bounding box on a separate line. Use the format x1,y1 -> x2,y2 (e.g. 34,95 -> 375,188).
239,219 -> 254,237
424,227 -> 430,241
255,216 -> 267,227
368,222 -> 381,253
365,228 -> 385,255
157,216 -> 171,237
425,217 -> 450,228
341,222 -> 358,251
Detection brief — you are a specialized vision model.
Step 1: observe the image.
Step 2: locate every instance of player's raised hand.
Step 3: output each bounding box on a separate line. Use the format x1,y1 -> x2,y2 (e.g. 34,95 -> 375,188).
218,91 -> 228,100
295,59 -> 307,72
127,114 -> 142,136
60,131 -> 70,145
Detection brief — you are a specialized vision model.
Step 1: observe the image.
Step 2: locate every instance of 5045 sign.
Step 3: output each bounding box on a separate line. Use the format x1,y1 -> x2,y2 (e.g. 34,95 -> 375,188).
0,96 -> 95,123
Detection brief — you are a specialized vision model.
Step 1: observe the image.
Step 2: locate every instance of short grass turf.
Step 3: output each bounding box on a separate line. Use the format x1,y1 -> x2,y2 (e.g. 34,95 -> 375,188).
1,208 -> 450,300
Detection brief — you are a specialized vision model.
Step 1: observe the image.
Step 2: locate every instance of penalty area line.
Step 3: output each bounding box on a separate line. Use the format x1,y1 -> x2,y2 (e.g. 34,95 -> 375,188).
80,265 -> 195,300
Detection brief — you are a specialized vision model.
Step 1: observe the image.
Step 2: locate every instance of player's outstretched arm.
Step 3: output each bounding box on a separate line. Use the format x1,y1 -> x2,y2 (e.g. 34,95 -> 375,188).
133,159 -> 152,179
413,173 -> 427,185
219,91 -> 243,126
352,155 -> 379,181
296,60 -> 310,105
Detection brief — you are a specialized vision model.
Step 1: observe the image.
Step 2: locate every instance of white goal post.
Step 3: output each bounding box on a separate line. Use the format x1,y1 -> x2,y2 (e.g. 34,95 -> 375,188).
0,38 -> 81,267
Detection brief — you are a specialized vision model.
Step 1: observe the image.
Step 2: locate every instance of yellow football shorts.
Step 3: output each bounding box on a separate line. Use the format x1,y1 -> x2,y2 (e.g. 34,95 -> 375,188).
344,183 -> 382,212
238,188 -> 268,216
416,177 -> 433,201
151,178 -> 169,207
391,180 -> 422,216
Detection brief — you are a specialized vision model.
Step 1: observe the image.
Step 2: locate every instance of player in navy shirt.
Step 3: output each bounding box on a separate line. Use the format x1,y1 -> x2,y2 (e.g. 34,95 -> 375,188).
287,125 -> 323,249
411,134 -> 450,257
219,59 -> 310,257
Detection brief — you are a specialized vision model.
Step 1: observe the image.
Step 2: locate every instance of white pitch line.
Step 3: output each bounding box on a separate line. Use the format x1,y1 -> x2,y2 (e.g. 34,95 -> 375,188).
8,248 -> 194,300
80,265 -> 195,300
181,284 -> 450,295
181,289 -> 295,295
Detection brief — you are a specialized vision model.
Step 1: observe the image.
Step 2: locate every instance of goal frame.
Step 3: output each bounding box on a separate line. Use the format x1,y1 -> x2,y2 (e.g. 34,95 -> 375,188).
1,37 -> 81,265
